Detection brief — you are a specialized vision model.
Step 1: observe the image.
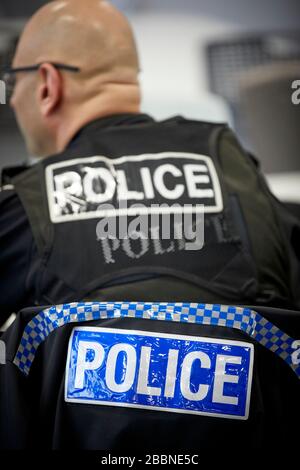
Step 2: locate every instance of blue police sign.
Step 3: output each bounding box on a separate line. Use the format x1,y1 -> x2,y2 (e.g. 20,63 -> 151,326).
65,327 -> 254,419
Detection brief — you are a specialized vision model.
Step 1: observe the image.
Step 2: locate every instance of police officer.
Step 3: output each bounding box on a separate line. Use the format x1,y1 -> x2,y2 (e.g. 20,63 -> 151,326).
0,0 -> 299,325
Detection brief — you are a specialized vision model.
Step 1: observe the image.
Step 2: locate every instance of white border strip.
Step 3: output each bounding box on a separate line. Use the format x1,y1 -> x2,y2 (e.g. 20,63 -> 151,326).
46,152 -> 224,223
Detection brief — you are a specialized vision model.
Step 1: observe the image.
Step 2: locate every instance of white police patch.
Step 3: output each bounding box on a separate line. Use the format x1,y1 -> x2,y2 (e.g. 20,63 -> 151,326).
65,327 -> 254,419
46,152 -> 223,223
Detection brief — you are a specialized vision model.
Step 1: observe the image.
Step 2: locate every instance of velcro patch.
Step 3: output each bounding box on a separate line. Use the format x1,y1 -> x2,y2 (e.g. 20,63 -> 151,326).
65,327 -> 253,419
46,152 -> 223,223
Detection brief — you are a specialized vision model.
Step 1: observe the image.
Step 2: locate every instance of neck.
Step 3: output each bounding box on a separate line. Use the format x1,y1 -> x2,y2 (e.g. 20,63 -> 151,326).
48,86 -> 141,156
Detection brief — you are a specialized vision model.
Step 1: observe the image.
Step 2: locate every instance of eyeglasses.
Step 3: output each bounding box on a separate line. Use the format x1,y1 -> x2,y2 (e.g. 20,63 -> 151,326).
0,62 -> 80,100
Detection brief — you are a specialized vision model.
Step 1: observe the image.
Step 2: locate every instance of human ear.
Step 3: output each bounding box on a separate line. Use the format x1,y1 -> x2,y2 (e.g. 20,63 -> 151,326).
37,63 -> 62,116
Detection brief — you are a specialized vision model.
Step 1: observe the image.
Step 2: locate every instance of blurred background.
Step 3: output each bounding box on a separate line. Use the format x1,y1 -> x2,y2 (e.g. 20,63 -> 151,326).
0,0 -> 299,208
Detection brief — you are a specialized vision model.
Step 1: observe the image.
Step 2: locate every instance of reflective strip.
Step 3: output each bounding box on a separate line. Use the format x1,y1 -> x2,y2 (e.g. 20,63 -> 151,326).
13,302 -> 300,378
0,184 -> 15,192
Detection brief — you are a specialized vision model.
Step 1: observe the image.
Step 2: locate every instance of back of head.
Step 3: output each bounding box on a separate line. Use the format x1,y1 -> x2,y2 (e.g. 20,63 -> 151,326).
15,0 -> 140,82
11,0 -> 141,157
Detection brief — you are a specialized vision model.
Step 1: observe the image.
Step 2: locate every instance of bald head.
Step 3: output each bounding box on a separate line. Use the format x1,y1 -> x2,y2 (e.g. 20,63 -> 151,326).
14,0 -> 140,80
11,0 -> 141,157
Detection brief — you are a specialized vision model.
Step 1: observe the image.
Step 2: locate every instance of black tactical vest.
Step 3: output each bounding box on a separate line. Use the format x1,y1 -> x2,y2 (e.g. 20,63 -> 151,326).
7,114 -> 292,306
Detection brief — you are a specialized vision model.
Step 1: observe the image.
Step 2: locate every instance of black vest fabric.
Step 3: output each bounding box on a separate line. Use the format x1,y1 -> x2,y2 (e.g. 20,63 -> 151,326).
8,115 -> 292,306
0,302 -> 299,450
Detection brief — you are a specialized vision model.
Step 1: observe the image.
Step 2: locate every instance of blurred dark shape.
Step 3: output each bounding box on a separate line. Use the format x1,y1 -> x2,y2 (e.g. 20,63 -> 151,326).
205,31 -> 300,158
0,0 -> 48,17
0,32 -> 28,169
239,62 -> 300,173
0,0 -> 140,17
0,34 -> 21,128
285,203 -> 300,220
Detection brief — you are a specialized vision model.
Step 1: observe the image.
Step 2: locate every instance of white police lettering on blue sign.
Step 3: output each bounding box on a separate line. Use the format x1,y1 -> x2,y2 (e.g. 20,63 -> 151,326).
65,327 -> 254,419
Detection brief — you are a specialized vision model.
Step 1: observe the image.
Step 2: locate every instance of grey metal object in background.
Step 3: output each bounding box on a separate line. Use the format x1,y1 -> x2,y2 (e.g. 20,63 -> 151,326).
239,62 -> 300,174
0,0 -> 49,17
0,23 -> 27,170
205,31 -> 300,156
0,0 -> 140,17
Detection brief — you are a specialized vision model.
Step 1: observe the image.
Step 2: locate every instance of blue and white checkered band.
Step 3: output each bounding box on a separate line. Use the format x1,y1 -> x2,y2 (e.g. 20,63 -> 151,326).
13,302 -> 300,378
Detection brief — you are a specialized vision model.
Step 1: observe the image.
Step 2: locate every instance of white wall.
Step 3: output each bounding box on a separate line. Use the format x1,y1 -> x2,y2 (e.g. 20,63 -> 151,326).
131,13 -> 233,123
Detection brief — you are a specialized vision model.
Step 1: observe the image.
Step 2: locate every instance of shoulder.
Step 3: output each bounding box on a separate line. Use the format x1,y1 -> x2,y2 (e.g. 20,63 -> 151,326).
0,183 -> 15,199
0,184 -> 31,243
0,164 -> 31,222
160,115 -> 227,129
0,184 -> 18,214
0,184 -> 25,220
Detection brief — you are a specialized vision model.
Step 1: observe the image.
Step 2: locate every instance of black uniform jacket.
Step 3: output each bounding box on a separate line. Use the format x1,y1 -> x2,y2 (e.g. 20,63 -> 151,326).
0,301 -> 299,450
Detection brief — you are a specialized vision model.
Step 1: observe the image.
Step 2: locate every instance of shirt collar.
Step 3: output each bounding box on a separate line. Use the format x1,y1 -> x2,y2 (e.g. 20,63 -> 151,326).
68,113 -> 155,148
